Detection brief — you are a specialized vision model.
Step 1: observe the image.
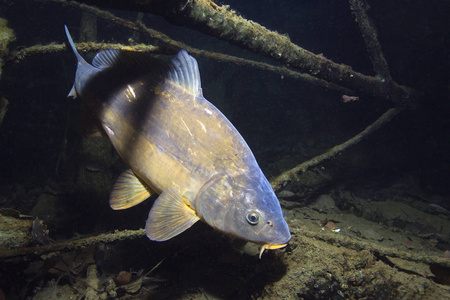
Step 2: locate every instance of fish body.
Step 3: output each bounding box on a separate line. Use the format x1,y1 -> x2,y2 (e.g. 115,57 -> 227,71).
65,26 -> 290,254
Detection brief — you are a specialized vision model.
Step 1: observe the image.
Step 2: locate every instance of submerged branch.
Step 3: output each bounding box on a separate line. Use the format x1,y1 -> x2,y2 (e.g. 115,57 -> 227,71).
62,0 -> 352,93
65,0 -> 416,105
0,229 -> 145,259
2,224 -> 449,269
270,107 -> 402,192
349,0 -> 391,81
8,10 -> 352,94
0,96 -> 8,129
53,0 -> 349,92
9,42 -> 162,61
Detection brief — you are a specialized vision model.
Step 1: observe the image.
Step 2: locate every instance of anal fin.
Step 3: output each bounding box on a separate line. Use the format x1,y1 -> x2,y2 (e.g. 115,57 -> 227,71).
146,187 -> 200,241
110,169 -> 154,210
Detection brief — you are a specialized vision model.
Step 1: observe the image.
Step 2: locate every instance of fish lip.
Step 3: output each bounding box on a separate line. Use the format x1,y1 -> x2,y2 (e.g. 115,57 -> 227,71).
259,242 -> 289,259
264,243 -> 288,250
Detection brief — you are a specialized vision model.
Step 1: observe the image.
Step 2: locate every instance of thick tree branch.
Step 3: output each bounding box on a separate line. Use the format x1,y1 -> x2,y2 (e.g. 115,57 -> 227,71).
40,0 -> 352,93
65,0 -> 416,105
2,225 -> 449,270
8,41 -> 351,94
349,0 -> 391,81
0,229 -> 145,259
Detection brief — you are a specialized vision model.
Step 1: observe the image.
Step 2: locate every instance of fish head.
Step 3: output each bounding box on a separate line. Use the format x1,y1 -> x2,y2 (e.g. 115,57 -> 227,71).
196,173 -> 291,251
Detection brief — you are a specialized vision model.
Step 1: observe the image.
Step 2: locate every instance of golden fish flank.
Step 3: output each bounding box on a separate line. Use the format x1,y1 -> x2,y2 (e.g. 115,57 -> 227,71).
65,25 -> 291,255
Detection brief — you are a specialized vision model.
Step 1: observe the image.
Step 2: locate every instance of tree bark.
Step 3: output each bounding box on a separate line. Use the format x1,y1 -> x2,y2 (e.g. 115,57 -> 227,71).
349,0 -> 391,81
70,0 -> 416,105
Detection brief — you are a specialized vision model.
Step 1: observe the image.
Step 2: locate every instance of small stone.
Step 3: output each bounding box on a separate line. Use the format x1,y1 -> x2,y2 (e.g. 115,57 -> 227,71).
114,271 -> 132,286
278,190 -> 296,198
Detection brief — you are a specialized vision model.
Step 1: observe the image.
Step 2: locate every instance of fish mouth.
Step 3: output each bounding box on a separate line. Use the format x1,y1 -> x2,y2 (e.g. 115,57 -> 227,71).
259,243 -> 288,259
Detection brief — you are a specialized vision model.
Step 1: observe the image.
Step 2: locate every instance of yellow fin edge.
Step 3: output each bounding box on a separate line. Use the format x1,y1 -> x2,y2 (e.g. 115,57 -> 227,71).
110,169 -> 154,210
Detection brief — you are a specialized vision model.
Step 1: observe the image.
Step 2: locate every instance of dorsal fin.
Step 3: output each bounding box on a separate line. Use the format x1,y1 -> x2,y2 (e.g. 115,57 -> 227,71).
92,50 -> 145,69
91,50 -> 170,78
92,49 -> 121,68
168,50 -> 203,97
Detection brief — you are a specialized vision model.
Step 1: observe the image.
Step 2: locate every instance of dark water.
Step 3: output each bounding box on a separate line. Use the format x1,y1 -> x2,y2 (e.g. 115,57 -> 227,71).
0,0 -> 449,298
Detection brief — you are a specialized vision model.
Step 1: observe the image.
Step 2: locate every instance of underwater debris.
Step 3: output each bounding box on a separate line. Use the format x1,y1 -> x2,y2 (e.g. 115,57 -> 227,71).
310,194 -> 339,213
0,18 -> 12,128
0,228 -> 147,259
31,219 -> 52,245
114,271 -> 132,286
430,264 -> 450,286
85,264 -> 101,299
349,0 -> 391,81
0,17 -> 15,79
83,261 -> 165,298
0,208 -> 33,248
24,254 -> 72,277
0,95 -> 7,128
324,220 -> 339,230
385,256 -> 433,278
17,248 -> 165,299
428,203 -> 450,215
277,190 -> 296,198
341,94 -> 360,103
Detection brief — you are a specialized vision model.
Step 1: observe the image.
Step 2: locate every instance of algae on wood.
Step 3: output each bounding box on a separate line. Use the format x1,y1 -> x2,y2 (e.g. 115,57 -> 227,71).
69,0 -> 416,105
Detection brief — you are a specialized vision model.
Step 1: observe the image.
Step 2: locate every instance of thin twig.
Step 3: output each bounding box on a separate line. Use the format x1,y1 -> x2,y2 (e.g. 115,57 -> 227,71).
270,107 -> 403,192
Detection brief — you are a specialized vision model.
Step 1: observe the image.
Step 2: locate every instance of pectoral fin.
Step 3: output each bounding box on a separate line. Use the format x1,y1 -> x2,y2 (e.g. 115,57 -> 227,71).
145,187 -> 200,241
109,169 -> 154,210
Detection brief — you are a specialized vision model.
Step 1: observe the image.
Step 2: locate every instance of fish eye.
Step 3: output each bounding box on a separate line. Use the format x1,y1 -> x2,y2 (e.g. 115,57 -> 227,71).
246,211 -> 260,225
